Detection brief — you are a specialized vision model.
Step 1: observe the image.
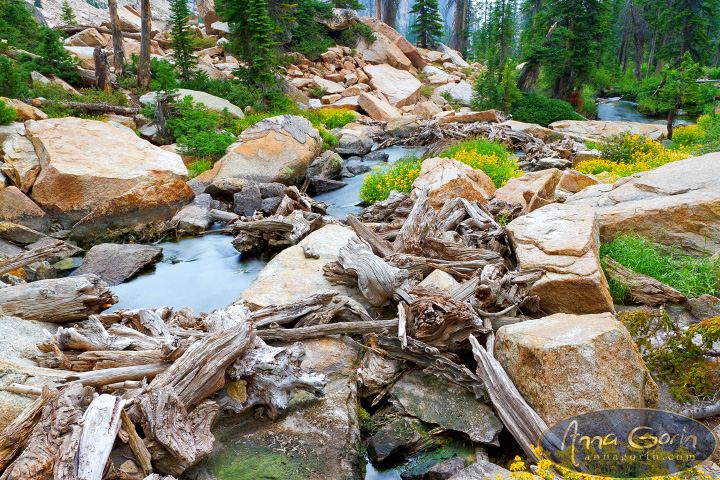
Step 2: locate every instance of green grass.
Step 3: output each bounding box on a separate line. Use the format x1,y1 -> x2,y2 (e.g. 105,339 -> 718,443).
600,233 -> 720,303
187,158 -> 213,179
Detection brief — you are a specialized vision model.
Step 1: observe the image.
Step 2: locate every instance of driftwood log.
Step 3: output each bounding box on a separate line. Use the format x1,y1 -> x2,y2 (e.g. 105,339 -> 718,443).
30,98 -> 139,115
77,394 -> 125,480
603,257 -> 687,305
0,240 -> 71,276
0,275 -> 117,322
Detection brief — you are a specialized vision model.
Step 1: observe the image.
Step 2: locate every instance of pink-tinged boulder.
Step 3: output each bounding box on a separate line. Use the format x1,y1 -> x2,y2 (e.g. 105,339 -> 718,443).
201,115 -> 321,185
0,186 -> 50,233
493,169 -> 562,212
363,64 -> 422,108
26,118 -> 191,232
0,97 -> 47,121
357,31 -> 413,71
495,312 -> 659,425
506,203 -> 614,315
358,17 -> 427,69
411,157 -> 496,209
358,93 -> 402,121
565,154 -> 720,256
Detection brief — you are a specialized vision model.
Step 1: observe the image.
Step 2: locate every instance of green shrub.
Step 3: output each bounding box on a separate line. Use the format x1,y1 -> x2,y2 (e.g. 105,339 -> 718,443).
318,127 -> 337,149
579,89 -> 598,119
339,24 -> 376,47
307,86 -> 327,99
0,100 -> 16,125
178,75 -> 292,114
360,156 -> 421,205
26,28 -> 80,83
165,96 -> 236,159
621,309 -> 720,403
600,233 -> 720,303
420,85 -> 434,98
0,56 -> 28,98
301,108 -> 356,129
187,158 -> 213,179
511,92 -> 582,126
0,0 -> 43,50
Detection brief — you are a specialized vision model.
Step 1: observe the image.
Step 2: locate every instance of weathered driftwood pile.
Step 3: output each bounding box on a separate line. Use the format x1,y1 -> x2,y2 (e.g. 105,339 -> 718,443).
0,188 -> 552,478
0,295 -> 402,479
366,120 -> 572,169
228,186 -> 329,253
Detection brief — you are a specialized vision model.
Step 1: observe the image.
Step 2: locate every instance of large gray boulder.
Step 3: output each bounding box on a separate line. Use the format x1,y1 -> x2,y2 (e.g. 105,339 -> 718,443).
74,243 -> 163,285
565,154 -> 720,256
139,89 -> 245,119
495,312 -> 659,425
199,115 -> 321,185
434,81 -> 474,106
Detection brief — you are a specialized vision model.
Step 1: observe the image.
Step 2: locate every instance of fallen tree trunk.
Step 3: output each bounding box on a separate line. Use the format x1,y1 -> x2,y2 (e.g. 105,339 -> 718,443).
603,256 -> 687,305
67,362 -> 169,387
77,394 -> 126,480
469,335 -> 548,462
257,319 -> 398,342
30,98 -> 139,115
0,275 -> 117,322
0,240 -> 70,276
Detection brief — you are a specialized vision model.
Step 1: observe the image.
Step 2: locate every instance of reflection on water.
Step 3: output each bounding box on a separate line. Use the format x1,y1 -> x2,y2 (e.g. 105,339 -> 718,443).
365,458 -> 402,480
110,233 -> 268,314
315,146 -> 427,218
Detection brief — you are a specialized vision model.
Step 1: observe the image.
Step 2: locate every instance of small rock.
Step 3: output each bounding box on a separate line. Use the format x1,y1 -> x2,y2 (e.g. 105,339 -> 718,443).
74,243 -> 163,286
537,157 -> 572,169
687,294 -> 720,321
171,193 -> 213,234
448,460 -> 513,480
494,169 -> 562,213
346,164 -> 371,175
368,416 -> 424,463
421,456 -> 467,480
260,196 -> 282,216
204,177 -> 251,201
418,269 -> 459,291
336,129 -> 373,156
0,222 -> 47,245
233,184 -> 262,216
364,151 -> 390,162
309,176 -> 347,194
257,182 -> 287,199
386,115 -> 420,138
0,187 -> 50,233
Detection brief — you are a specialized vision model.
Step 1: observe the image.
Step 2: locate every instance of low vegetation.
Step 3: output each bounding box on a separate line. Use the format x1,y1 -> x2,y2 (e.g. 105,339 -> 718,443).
510,92 -> 583,126
575,133 -> 688,180
600,233 -> 720,303
0,99 -> 16,125
621,309 -> 720,403
360,138 -> 520,205
235,108 -> 356,135
359,156 -> 422,205
439,138 -> 521,188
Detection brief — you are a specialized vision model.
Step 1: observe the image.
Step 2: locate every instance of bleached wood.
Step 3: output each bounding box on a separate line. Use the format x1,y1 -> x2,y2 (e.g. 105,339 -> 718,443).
0,241 -> 70,276
77,394 -> 126,480
120,409 -> 153,474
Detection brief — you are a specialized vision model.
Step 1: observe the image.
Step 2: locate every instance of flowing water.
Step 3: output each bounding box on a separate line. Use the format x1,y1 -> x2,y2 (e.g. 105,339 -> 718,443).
597,98 -> 655,123
109,232 -> 269,314
314,145 -> 428,218
105,145 -> 426,314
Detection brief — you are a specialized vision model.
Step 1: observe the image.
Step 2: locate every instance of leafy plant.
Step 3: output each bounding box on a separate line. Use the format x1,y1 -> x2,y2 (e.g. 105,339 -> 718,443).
440,91 -> 452,102
165,96 -> 236,159
187,158 -> 213,179
439,138 -> 520,187
301,108 -> 355,129
0,100 -> 16,125
0,56 -> 28,98
510,92 -> 583,126
600,233 -> 720,302
420,85 -> 434,98
27,28 -> 80,83
318,127 -> 337,149
151,59 -> 179,94
61,0 -> 77,24
0,0 -> 43,50
339,24 -> 376,47
621,309 -> 720,403
360,156 -> 422,205
287,0 -> 334,59
307,86 -> 328,99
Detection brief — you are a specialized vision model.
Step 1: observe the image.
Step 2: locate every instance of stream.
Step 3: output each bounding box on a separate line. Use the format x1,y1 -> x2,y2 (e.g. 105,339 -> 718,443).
107,145 -> 426,314
597,97 -> 695,125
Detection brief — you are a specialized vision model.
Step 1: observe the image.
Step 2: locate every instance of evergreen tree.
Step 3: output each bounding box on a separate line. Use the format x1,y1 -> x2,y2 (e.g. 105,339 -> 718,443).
217,0 -> 278,88
61,0 -> 77,24
658,0 -> 720,64
658,51 -> 702,138
409,0 -> 444,48
30,28 -> 80,82
169,0 -> 197,82
34,0 -> 42,9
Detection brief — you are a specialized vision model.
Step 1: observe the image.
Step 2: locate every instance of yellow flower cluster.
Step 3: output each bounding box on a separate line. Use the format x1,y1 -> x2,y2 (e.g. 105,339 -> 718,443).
359,156 -> 422,205
576,134 -> 688,181
452,150 -> 522,187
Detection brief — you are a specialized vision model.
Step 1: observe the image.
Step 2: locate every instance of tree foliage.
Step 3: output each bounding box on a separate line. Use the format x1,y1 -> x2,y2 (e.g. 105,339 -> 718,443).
61,0 -> 77,24
169,0 -> 197,82
409,0 -> 444,48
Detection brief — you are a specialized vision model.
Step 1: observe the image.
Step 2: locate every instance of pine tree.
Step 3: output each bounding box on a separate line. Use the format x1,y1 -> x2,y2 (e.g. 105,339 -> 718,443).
169,0 -> 197,82
409,0 -> 444,48
34,0 -> 42,9
61,0 -> 77,24
659,52 -> 702,138
217,0 -> 278,87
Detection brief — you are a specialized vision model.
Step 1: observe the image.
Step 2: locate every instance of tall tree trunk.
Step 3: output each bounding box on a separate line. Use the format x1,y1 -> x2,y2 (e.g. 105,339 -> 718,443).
621,36 -> 630,75
647,26 -> 658,78
667,106 -> 676,140
376,0 -> 381,20
108,0 -> 124,76
630,4 -> 644,83
451,0 -> 466,51
137,0 -> 151,90
382,0 -> 398,29
93,47 -> 110,91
